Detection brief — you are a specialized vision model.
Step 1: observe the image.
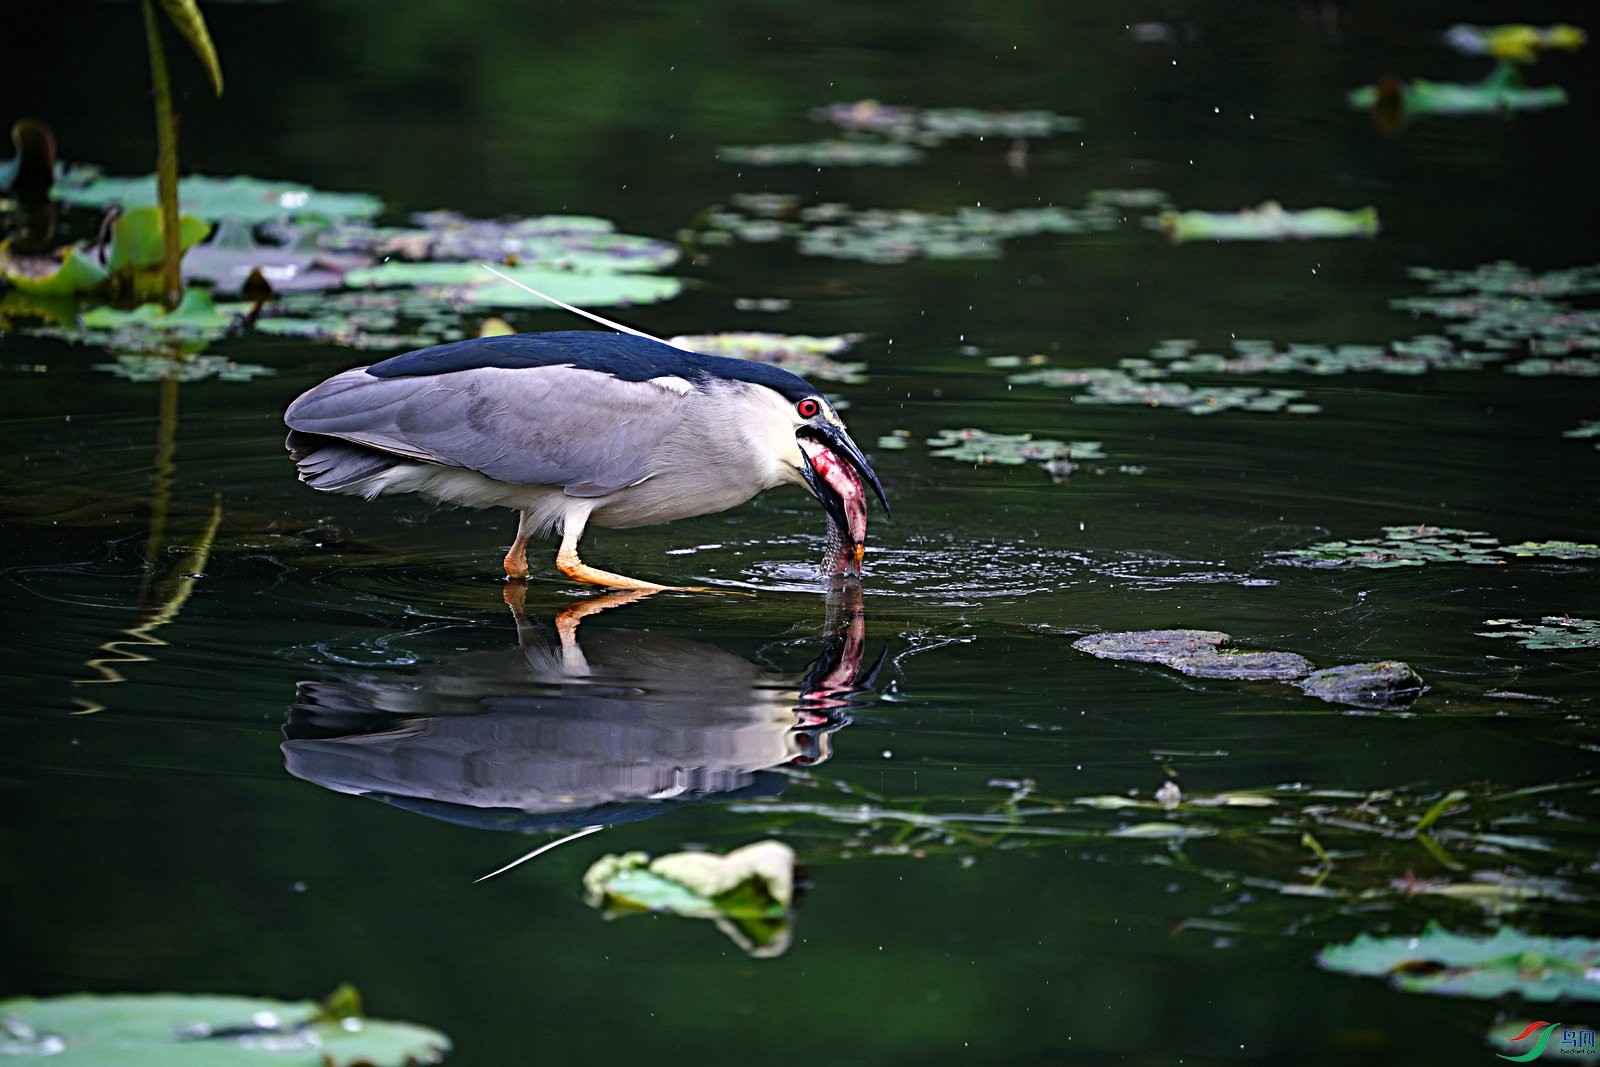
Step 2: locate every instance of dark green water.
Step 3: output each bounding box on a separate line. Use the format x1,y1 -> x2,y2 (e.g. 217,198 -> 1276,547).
4,2 -> 1598,1064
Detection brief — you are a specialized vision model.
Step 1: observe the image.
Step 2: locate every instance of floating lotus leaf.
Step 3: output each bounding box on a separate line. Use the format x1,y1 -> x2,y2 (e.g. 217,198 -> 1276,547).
1298,661 -> 1426,710
28,290 -> 255,359
255,290 -> 471,351
0,990 -> 449,1065
1563,421 -> 1600,440
1278,526 -> 1600,568
1445,24 -> 1587,63
1009,368 -> 1321,416
926,427 -> 1105,466
182,218 -> 370,294
305,211 -> 679,273
668,331 -> 867,383
1317,923 -> 1600,1001
808,101 -> 1082,143
717,140 -> 925,167
701,195 -> 1130,264
1479,617 -> 1600,650
583,840 -> 795,958
1155,201 -> 1378,244
340,262 -> 682,309
1506,357 -> 1600,377
54,170 -> 383,223
1347,63 -> 1569,119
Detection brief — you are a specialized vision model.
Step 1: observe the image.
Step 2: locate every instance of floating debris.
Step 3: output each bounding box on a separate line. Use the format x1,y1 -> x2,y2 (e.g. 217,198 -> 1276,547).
808,101 -> 1082,143
1298,662 -> 1426,710
1073,629 -> 1421,706
668,331 -> 867,383
1479,616 -> 1600,650
1154,201 -> 1378,244
926,427 -> 1105,468
584,841 -> 795,958
1277,526 -> 1600,568
1318,924 -> 1600,1001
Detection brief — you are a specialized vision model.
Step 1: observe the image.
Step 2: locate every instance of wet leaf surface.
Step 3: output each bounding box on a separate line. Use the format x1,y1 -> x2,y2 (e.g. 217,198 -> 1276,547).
0,991 -> 449,1065
667,331 -> 867,382
1479,616 -> 1600,650
54,170 -> 383,223
1277,526 -> 1600,568
1318,924 -> 1600,1000
1155,201 -> 1378,244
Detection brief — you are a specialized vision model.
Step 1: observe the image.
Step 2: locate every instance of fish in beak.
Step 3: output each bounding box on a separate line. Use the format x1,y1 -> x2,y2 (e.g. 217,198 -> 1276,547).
797,425 -> 890,575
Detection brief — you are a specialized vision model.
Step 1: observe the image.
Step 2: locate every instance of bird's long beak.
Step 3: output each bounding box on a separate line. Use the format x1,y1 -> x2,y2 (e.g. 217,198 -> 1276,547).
798,425 -> 889,573
800,424 -> 890,516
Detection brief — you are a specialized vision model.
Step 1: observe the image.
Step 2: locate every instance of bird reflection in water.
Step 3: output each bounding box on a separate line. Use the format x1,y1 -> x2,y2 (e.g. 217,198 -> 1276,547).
281,582 -> 876,835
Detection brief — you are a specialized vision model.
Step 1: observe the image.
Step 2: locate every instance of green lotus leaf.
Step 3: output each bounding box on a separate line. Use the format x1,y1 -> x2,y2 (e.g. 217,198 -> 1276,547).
0,991 -> 449,1065
1318,923 -> 1600,1000
1157,201 -> 1378,244
341,262 -> 681,309
55,172 -> 384,224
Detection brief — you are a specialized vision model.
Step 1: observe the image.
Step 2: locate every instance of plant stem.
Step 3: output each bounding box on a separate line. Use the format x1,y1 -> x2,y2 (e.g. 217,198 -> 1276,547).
142,0 -> 183,309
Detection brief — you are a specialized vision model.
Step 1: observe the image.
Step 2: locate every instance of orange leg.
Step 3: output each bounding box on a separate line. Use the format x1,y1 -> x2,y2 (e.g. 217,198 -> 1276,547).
502,511 -> 533,580
554,518 -> 707,592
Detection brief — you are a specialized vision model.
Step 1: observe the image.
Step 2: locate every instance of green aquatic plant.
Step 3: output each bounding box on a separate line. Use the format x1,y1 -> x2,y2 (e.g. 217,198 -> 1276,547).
0,987 -> 449,1065
1154,201 -> 1378,244
1007,367 -> 1320,415
55,171 -> 384,225
1318,924 -> 1600,1001
1277,526 -> 1600,568
1479,616 -> 1600,650
1348,62 -> 1571,124
699,194 -> 1138,264
138,0 -> 223,307
926,427 -> 1105,467
717,140 -> 925,167
1445,23 -> 1587,62
1,204 -> 210,304
809,100 -> 1082,143
306,210 -> 679,272
1566,420 -> 1600,443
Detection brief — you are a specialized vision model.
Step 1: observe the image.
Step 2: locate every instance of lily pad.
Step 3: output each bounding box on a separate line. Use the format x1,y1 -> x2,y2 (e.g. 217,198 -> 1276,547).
583,840 -> 795,958
0,990 -> 449,1065
1317,923 -> 1600,1001
1155,201 -> 1378,244
32,289 -> 254,358
717,141 -> 925,167
1,205 -> 210,302
1277,526 -> 1600,568
1479,617 -> 1600,650
340,261 -> 681,309
1298,662 -> 1426,710
54,170 -> 383,224
1446,24 -> 1587,63
926,427 -> 1105,466
667,332 -> 867,383
701,195 -> 1130,264
809,101 -> 1082,143
305,210 -> 679,273
182,218 -> 371,294
1347,62 -> 1570,120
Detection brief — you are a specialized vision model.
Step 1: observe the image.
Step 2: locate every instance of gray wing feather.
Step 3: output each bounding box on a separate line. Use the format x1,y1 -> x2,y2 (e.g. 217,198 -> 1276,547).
285,365 -> 689,493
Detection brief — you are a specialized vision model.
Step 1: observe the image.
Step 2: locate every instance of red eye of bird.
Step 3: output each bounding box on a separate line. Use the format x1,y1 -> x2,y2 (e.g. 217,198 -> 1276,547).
797,398 -> 820,418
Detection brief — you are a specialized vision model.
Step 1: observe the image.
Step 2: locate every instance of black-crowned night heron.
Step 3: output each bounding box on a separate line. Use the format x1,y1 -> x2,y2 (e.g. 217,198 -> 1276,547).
284,330 -> 889,589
